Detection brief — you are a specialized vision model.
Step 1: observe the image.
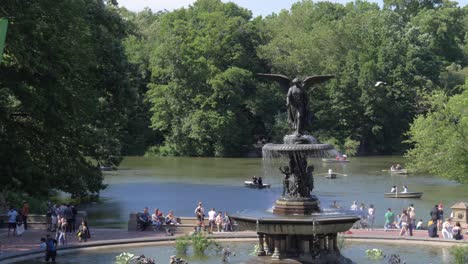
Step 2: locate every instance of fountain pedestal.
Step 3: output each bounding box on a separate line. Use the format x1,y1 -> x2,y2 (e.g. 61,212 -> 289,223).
273,197 -> 320,215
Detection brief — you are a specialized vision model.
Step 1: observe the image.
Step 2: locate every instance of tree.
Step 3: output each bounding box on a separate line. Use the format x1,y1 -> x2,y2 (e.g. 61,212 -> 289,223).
0,0 -> 134,198
147,0 -> 268,156
405,85 -> 468,183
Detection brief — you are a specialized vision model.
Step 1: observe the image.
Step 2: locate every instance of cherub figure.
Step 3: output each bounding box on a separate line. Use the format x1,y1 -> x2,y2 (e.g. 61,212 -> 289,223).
279,166 -> 291,196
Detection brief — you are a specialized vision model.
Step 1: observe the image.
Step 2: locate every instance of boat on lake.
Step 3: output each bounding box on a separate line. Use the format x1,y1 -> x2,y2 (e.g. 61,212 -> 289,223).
384,192 -> 423,198
100,166 -> 114,171
390,169 -> 408,175
325,173 -> 337,179
244,180 -> 271,189
322,158 -> 350,163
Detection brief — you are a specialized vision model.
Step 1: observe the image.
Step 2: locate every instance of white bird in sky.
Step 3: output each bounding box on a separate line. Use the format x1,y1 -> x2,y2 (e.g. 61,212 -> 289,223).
374,81 -> 387,87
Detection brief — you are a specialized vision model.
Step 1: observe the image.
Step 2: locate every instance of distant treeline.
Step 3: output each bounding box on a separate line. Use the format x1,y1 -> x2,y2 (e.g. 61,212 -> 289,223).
0,0 -> 467,199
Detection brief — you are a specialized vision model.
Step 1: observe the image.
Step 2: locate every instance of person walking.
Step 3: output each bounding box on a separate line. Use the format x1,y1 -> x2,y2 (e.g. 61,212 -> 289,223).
367,204 -> 375,231
77,220 -> 90,242
45,234 -> 58,263
399,209 -> 409,236
21,201 -> 30,230
7,206 -> 18,237
384,208 -> 395,232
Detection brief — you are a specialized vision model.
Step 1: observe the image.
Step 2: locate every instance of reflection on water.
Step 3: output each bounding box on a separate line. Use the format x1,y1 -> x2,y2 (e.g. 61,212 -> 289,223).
17,241 -> 446,264
81,156 -> 467,228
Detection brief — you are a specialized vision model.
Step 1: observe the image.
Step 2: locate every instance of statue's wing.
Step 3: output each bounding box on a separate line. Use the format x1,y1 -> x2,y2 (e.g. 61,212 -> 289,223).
257,73 -> 291,92
302,75 -> 335,89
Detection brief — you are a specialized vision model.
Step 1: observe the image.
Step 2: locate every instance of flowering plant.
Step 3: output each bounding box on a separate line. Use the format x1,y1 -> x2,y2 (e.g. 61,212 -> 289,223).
366,248 -> 384,259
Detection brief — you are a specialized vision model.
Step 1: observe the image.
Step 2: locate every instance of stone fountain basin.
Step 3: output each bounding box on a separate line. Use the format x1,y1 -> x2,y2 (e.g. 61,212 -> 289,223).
232,212 -> 360,235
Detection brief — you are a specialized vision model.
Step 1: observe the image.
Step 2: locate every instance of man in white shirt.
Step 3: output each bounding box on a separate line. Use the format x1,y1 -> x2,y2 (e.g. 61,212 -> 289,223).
7,207 -> 18,237
350,201 -> 358,211
208,208 -> 217,233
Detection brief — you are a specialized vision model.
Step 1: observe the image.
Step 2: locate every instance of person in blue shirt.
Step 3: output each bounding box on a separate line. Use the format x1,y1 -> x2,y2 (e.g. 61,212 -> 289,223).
7,206 -> 18,237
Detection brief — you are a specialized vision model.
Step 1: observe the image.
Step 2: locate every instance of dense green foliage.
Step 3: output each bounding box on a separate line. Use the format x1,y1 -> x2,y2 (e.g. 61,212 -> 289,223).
0,0 -> 135,199
405,85 -> 467,183
1,0 -> 467,200
145,0 -> 276,156
127,0 -> 467,156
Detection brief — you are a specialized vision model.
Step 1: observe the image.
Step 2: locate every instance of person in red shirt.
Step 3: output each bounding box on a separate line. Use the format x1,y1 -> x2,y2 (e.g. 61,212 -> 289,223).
21,201 -> 30,230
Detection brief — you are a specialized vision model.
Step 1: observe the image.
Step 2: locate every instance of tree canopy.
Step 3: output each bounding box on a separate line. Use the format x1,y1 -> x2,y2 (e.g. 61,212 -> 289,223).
0,0 -> 134,198
405,85 -> 468,183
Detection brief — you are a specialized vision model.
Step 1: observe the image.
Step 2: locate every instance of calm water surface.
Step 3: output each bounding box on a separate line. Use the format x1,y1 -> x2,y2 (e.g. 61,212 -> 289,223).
82,156 -> 467,228
19,241 -> 450,264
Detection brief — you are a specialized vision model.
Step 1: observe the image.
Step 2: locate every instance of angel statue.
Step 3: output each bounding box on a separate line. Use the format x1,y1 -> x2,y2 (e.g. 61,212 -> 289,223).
258,74 -> 334,136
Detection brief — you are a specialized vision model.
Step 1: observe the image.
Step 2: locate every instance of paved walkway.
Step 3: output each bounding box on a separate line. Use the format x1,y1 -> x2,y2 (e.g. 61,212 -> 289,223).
0,228 -> 466,260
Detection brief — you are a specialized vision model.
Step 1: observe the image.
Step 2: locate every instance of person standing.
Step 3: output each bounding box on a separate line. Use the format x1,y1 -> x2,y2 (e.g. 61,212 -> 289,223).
45,234 -> 58,263
70,205 -> 78,232
7,206 -> 18,237
399,209 -> 409,236
57,217 -> 67,246
208,208 -> 216,233
63,205 -> 73,233
437,203 -> 444,231
215,211 -> 223,232
21,201 -> 30,230
194,202 -> 205,224
77,220 -> 90,242
367,204 -> 375,231
407,205 -> 416,236
384,208 -> 395,232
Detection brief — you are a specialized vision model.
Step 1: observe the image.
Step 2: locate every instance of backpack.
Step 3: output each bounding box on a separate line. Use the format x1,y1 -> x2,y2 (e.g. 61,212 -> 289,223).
46,239 -> 56,251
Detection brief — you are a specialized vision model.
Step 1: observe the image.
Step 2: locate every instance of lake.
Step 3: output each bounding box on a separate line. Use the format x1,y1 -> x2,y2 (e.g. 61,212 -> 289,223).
82,156 -> 467,228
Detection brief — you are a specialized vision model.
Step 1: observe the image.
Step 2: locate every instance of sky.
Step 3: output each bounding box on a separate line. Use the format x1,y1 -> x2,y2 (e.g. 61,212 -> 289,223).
118,0 -> 468,17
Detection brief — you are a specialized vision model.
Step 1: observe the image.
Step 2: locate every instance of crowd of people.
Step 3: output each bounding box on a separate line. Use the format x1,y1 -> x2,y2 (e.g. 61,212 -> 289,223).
136,201 -> 236,234
3,201 -> 90,263
348,201 -> 464,240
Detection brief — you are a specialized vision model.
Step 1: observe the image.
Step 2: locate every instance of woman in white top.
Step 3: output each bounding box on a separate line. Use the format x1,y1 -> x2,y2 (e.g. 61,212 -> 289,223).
399,209 -> 408,236
442,218 -> 453,239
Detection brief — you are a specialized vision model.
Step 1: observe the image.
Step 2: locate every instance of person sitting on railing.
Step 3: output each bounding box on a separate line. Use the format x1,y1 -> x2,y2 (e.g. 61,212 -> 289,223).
165,210 -> 179,225
151,209 -> 162,231
137,207 -> 151,231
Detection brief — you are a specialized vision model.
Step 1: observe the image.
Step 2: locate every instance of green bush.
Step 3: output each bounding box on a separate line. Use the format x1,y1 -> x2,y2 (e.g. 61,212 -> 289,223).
175,235 -> 190,255
449,246 -> 468,264
191,232 -> 218,255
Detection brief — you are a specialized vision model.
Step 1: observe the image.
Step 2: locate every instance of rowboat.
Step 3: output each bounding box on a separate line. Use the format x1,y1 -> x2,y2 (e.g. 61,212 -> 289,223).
244,181 -> 271,189
325,173 -> 337,179
384,192 -> 423,198
322,159 -> 350,163
390,169 -> 408,175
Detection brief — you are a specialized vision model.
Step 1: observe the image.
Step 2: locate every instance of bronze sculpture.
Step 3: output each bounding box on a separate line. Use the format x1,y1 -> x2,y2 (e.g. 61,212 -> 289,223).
258,74 -> 334,136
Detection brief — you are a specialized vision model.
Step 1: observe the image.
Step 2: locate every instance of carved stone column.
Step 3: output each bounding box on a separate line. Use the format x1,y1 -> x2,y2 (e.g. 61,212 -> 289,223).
257,233 -> 266,256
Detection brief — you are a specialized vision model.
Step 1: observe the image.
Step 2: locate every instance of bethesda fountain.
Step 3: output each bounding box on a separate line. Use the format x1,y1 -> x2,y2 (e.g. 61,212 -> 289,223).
232,74 -> 360,264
